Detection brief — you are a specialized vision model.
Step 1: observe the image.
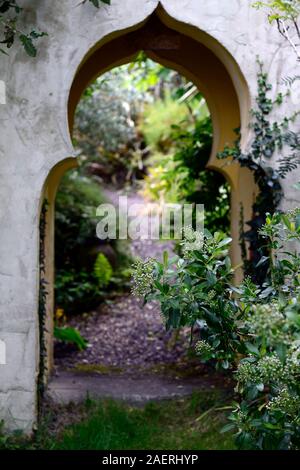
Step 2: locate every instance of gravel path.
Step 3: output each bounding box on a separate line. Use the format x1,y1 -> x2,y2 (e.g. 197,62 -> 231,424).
54,295 -> 195,373
51,190 -> 229,403
54,190 -> 187,373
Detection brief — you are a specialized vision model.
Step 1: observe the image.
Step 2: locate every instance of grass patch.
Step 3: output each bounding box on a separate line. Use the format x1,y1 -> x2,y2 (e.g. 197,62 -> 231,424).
1,391 -> 235,450
44,391 -> 234,450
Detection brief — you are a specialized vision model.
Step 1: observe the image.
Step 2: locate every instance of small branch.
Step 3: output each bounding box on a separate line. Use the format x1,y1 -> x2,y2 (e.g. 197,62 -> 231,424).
278,18 -> 300,61
293,18 -> 300,40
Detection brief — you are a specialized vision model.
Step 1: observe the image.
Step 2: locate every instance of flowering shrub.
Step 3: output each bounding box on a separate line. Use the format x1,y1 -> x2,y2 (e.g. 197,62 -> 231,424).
132,209 -> 300,449
226,210 -> 300,449
132,229 -> 246,369
244,303 -> 289,347
226,296 -> 300,450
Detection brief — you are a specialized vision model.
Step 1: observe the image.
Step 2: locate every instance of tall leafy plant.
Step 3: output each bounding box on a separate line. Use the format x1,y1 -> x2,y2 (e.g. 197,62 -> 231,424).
132,229 -> 246,369
132,210 -> 300,449
224,210 -> 300,450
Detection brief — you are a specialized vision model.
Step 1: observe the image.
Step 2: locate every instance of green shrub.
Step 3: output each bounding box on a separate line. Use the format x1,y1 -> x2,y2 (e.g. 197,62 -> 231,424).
141,113 -> 230,234
74,65 -> 148,186
142,151 -> 192,203
55,268 -> 101,313
140,95 -> 191,151
55,171 -> 105,265
55,171 -> 105,313
172,117 -> 230,234
224,210 -> 300,450
55,171 -> 131,314
225,294 -> 300,450
172,116 -> 213,177
132,229 -> 244,369
132,209 -> 300,450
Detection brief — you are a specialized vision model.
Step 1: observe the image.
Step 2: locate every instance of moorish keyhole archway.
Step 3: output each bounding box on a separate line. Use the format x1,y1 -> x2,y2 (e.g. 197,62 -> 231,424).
2,0 -> 297,436
42,7 -> 257,377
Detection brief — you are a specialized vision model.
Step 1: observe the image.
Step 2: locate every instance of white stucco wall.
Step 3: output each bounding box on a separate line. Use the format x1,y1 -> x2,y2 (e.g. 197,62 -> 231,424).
0,0 -> 299,433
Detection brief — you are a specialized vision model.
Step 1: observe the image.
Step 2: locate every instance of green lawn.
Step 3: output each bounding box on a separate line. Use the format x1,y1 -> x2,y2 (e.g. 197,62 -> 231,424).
45,392 -> 234,450
1,391 -> 235,450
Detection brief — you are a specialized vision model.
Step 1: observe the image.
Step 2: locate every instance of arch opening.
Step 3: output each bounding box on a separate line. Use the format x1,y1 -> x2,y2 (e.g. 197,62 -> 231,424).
41,7 -> 256,380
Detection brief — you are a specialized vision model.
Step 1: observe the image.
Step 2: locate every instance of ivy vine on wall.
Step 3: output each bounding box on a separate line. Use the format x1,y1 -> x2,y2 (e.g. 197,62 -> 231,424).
37,200 -> 48,412
0,0 -> 110,56
218,60 -> 300,284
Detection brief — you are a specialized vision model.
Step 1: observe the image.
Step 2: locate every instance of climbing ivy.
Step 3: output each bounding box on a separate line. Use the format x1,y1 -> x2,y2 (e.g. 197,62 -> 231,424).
0,0 -> 110,56
0,1 -> 47,56
37,200 -> 48,412
218,61 -> 300,284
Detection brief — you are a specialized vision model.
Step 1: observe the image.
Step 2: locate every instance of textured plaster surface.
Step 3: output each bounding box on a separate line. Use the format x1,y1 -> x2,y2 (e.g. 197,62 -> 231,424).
0,0 -> 299,432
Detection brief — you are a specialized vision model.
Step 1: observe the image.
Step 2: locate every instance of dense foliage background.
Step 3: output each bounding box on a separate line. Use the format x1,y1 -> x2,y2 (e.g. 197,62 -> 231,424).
54,58 -> 227,318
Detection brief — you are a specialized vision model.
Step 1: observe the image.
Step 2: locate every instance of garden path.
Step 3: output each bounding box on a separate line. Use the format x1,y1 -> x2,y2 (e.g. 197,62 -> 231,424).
49,190 -> 230,404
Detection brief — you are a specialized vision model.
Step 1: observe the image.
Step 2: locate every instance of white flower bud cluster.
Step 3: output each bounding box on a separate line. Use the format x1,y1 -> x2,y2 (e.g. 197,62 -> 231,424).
245,303 -> 289,347
131,257 -> 156,297
267,388 -> 300,417
236,361 -> 258,384
237,355 -> 287,386
183,226 -> 197,242
182,226 -> 204,257
284,355 -> 300,386
258,355 -> 286,383
195,340 -> 213,357
235,410 -> 249,427
206,290 -> 217,307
